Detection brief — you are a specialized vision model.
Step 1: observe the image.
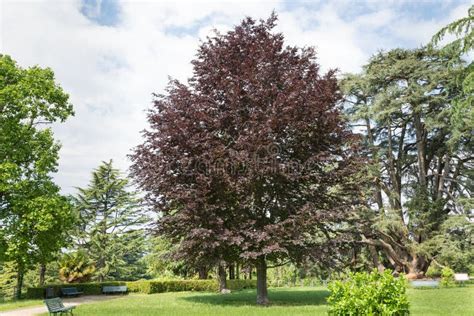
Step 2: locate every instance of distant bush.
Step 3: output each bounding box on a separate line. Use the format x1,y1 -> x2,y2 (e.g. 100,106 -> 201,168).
327,269 -> 409,315
425,265 -> 441,278
127,279 -> 256,294
127,279 -> 217,294
26,279 -> 256,298
440,267 -> 455,287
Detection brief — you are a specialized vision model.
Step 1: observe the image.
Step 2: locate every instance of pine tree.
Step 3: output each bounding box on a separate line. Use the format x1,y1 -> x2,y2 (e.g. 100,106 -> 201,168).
74,160 -> 148,282
342,47 -> 472,277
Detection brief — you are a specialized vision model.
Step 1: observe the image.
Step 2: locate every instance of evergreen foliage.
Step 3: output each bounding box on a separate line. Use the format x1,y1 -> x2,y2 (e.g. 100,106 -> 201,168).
73,160 -> 149,282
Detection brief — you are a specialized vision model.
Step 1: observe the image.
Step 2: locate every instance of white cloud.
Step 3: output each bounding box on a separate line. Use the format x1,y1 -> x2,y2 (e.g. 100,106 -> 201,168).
388,3 -> 472,46
1,0 -> 470,194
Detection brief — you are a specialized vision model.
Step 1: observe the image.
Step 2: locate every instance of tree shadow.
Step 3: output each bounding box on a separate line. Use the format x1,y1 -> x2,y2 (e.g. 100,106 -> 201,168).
181,288 -> 330,307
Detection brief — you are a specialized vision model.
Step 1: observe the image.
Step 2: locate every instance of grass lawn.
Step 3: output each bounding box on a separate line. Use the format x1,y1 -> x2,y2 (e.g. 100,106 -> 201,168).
49,286 -> 473,316
0,298 -> 43,312
408,286 -> 474,315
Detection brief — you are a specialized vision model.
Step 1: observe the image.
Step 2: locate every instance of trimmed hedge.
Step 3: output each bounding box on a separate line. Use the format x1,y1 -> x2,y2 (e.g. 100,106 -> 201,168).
26,281 -> 127,299
26,279 -> 256,298
127,280 -> 218,294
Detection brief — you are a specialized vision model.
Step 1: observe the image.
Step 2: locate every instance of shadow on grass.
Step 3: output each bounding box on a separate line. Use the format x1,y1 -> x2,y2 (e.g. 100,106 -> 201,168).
181,288 -> 330,307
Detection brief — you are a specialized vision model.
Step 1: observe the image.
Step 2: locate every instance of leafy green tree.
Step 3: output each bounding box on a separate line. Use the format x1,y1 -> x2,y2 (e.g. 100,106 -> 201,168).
0,55 -> 75,298
342,47 -> 472,277
74,160 -> 148,282
0,262 -> 17,299
143,236 -> 191,279
425,216 -> 473,273
22,261 -> 62,288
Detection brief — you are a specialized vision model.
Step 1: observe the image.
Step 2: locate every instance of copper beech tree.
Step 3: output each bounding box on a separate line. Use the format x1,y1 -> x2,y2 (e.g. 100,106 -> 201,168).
131,15 -> 362,305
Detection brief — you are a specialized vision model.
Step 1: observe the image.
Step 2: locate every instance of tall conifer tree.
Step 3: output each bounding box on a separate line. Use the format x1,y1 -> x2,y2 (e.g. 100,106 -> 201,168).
74,160 -> 148,282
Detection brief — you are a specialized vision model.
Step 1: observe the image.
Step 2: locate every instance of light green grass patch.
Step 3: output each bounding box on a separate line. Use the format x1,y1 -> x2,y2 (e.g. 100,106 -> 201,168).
408,286 -> 474,315
0,299 -> 43,312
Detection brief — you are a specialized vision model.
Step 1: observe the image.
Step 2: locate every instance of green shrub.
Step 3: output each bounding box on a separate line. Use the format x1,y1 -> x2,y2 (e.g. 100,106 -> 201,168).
26,279 -> 256,298
26,281 -> 127,299
440,267 -> 455,287
426,265 -> 441,278
127,279 -> 256,294
227,279 -> 257,290
327,269 -> 409,316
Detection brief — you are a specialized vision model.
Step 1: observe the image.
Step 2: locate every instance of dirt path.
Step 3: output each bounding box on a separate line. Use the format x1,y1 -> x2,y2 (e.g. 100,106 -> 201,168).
0,295 -> 121,316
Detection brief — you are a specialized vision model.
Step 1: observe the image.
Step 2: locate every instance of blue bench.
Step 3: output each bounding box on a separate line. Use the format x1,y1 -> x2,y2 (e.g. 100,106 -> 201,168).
102,285 -> 127,295
61,287 -> 83,297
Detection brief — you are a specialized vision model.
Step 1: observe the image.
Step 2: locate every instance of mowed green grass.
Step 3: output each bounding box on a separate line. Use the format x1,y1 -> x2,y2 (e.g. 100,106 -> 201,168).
408,286 -> 474,315
0,299 -> 43,311
58,286 -> 474,316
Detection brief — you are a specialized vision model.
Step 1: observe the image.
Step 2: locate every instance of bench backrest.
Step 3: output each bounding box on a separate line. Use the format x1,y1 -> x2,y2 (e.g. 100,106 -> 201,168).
61,287 -> 79,294
454,273 -> 469,281
44,298 -> 65,312
103,285 -> 127,292
411,280 -> 439,287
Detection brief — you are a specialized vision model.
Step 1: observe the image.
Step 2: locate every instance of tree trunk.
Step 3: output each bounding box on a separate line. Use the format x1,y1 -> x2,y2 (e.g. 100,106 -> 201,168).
39,263 -> 46,286
97,272 -> 104,283
15,267 -> 24,299
437,154 -> 450,199
365,118 -> 384,211
256,256 -> 269,305
351,246 -> 358,268
228,263 -> 235,279
236,263 -> 240,279
386,125 -> 402,212
406,255 -> 429,279
198,266 -> 208,279
413,113 -> 427,188
368,245 -> 385,273
217,264 -> 227,292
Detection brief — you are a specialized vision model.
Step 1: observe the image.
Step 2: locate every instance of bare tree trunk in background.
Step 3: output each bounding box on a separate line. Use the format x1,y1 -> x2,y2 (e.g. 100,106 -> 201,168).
198,266 -> 208,279
15,267 -> 24,300
228,263 -> 235,279
365,118 -> 384,210
368,245 -> 385,273
414,112 -> 427,189
39,263 -> 46,286
217,264 -> 228,293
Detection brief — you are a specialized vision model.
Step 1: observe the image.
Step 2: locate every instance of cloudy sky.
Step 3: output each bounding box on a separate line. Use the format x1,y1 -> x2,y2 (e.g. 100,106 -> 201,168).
1,0 -> 471,194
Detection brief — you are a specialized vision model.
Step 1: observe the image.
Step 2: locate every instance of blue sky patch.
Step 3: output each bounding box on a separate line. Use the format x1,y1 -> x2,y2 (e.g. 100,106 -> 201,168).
80,0 -> 121,26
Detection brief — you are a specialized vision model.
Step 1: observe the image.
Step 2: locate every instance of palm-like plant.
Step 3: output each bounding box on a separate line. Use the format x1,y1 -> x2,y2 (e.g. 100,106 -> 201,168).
59,251 -> 95,283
